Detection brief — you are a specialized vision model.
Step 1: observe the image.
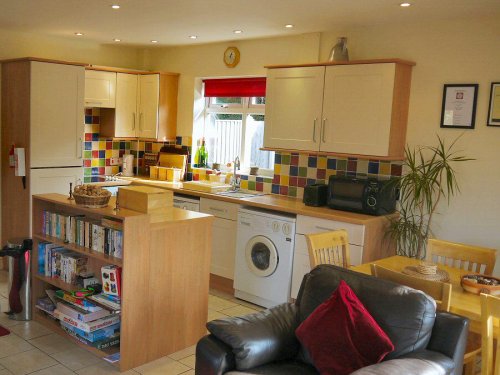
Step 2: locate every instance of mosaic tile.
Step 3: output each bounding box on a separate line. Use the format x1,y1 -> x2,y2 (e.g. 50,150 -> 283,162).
327,158 -> 337,169
84,142 -> 92,151
290,154 -> 299,166
281,154 -> 291,165
368,161 -> 379,174
391,163 -> 403,176
308,156 -> 317,168
274,154 -> 281,164
256,182 -> 264,191
289,166 -> 298,177
299,154 -> 308,167
289,176 -> 298,187
240,180 -> 249,190
279,186 -> 289,195
307,168 -> 317,179
379,162 -> 391,175
271,184 -> 280,194
317,156 -> 327,169
337,159 -> 347,171
288,186 -> 297,197
274,164 -> 281,175
85,115 -> 92,124
281,175 -> 289,186
298,167 -> 308,178
357,160 -> 368,174
248,181 -> 256,190
298,177 -> 307,188
347,159 -> 357,172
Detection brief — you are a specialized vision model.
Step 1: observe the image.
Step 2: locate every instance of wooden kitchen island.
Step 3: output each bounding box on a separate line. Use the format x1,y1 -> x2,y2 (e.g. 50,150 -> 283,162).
31,193 -> 213,371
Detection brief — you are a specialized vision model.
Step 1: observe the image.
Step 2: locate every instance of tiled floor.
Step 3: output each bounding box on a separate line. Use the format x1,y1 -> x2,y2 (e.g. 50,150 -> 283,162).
0,270 -> 264,374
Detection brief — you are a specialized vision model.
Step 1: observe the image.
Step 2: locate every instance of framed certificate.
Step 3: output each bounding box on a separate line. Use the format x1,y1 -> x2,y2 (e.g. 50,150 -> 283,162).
440,84 -> 478,129
487,82 -> 500,127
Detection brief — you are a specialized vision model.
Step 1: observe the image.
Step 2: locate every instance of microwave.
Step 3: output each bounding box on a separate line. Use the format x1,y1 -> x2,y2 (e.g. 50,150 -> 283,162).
327,175 -> 397,216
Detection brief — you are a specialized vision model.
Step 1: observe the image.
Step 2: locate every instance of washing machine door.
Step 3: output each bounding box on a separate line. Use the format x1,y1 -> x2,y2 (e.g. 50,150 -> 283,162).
245,235 -> 279,277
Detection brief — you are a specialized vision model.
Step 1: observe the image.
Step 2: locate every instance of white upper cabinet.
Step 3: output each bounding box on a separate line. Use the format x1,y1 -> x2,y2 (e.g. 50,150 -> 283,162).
137,74 -> 159,139
84,70 -> 116,108
264,60 -> 414,158
30,62 -> 84,167
115,73 -> 139,137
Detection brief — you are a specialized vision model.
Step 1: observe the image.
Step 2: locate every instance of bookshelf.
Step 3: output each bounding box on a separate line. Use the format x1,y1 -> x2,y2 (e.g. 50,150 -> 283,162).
32,193 -> 213,371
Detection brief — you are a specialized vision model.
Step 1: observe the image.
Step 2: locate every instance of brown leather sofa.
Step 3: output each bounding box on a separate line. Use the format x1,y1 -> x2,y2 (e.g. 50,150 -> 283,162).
195,265 -> 469,375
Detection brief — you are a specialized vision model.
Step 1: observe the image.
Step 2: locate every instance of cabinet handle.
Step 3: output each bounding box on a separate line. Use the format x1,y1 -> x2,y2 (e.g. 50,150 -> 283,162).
322,118 -> 327,142
132,113 -> 136,130
78,137 -> 83,159
315,226 -> 336,231
312,118 -> 317,142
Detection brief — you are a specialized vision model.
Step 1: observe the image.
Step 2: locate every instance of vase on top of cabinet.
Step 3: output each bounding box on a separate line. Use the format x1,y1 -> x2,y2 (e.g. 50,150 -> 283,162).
263,59 -> 415,159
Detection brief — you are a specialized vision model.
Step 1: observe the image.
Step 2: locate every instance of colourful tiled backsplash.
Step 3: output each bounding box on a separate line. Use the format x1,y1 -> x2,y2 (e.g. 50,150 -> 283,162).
83,108 -> 191,183
85,108 -> 402,198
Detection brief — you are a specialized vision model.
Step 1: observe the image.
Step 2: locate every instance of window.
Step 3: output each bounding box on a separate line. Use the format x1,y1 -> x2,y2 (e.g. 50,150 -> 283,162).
195,78 -> 274,174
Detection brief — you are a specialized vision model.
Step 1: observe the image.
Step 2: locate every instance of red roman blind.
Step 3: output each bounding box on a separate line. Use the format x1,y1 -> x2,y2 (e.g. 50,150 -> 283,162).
203,77 -> 266,97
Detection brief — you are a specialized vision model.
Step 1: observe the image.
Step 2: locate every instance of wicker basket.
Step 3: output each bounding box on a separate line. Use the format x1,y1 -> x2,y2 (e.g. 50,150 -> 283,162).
73,191 -> 111,208
461,274 -> 500,295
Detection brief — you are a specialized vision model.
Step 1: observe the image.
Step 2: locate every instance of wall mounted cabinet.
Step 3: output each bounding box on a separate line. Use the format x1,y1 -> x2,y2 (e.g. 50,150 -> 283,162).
264,59 -> 414,159
84,70 -> 116,108
99,71 -> 179,141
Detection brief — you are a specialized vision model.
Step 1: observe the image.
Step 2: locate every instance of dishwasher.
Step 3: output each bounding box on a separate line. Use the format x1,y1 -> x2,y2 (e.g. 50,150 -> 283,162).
173,194 -> 200,212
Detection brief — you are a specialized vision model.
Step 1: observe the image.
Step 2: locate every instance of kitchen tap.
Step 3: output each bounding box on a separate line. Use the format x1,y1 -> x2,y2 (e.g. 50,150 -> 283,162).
231,157 -> 240,191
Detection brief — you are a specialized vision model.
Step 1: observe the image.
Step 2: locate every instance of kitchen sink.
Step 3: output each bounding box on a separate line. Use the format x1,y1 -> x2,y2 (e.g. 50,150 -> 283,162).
89,176 -> 132,187
216,190 -> 267,199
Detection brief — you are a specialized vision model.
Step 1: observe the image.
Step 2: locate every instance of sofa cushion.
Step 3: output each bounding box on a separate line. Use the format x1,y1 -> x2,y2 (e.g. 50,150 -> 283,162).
296,265 -> 437,360
295,280 -> 394,375
206,303 -> 300,370
225,359 -> 318,375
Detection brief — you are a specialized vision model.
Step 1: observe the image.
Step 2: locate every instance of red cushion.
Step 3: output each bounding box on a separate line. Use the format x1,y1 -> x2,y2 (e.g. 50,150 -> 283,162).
295,280 -> 394,375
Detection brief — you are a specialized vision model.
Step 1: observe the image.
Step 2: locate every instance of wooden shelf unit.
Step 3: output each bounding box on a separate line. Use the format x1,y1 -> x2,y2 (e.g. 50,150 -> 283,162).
32,193 -> 213,371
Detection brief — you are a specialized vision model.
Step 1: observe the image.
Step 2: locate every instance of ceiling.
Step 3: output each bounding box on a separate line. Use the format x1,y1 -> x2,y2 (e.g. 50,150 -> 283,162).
0,0 -> 499,47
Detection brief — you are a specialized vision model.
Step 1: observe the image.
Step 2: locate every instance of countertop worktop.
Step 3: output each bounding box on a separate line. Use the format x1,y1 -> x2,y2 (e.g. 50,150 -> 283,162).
123,176 -> 393,225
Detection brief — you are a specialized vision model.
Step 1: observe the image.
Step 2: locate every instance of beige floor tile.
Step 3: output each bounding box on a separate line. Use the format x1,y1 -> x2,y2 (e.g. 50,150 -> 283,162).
206,310 -> 229,322
167,345 -> 196,361
0,334 -> 34,359
178,354 -> 195,369
0,315 -> 23,329
219,305 -> 260,317
133,356 -> 190,375
50,347 -> 101,371
180,370 -> 194,375
230,298 -> 266,311
0,369 -> 13,375
75,361 -> 139,374
207,289 -> 233,300
208,295 -> 238,311
8,321 -> 53,340
29,364 -> 76,374
29,333 -> 78,355
0,298 -> 10,313
0,348 -> 58,375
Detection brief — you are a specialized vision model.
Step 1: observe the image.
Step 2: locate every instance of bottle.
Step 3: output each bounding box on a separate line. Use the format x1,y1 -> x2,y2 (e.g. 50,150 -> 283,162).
194,140 -> 201,167
199,138 -> 208,168
329,37 -> 349,62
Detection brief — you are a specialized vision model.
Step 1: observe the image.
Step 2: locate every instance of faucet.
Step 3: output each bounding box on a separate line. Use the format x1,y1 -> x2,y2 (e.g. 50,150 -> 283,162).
231,157 -> 240,191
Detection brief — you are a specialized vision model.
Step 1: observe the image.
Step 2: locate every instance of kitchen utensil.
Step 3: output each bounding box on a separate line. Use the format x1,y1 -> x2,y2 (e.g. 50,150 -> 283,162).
122,154 -> 134,177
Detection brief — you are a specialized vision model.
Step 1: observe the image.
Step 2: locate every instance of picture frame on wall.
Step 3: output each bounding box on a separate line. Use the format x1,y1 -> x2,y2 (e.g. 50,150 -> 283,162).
440,84 -> 478,129
487,82 -> 500,127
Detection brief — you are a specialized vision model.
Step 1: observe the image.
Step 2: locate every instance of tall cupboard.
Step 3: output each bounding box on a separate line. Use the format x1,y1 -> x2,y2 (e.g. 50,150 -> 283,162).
264,59 -> 415,159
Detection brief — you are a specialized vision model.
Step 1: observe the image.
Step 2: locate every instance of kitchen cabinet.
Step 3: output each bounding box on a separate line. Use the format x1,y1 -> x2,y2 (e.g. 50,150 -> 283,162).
264,59 -> 414,158
84,70 -> 116,108
100,72 -> 179,141
200,198 -> 238,280
32,193 -> 213,371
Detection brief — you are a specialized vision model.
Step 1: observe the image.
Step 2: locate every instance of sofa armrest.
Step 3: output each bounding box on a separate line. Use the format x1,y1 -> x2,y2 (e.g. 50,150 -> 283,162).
427,311 -> 469,375
205,303 -> 300,370
195,335 -> 236,375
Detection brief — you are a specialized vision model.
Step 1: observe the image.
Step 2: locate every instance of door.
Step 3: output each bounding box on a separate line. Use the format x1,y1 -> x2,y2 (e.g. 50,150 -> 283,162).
264,67 -> 324,151
321,64 -> 395,155
85,70 -> 116,108
30,62 -> 84,167
211,217 -> 237,279
115,73 -> 138,137
137,74 -> 159,139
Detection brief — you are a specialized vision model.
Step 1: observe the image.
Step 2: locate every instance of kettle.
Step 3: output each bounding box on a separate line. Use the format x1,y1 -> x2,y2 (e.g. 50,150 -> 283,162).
122,154 -> 134,177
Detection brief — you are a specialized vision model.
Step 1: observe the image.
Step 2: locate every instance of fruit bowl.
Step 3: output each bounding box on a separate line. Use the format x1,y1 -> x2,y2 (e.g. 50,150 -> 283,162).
461,274 -> 500,295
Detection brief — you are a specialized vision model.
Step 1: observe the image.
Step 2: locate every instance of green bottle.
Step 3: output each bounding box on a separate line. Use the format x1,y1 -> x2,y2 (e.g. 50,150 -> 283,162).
199,138 -> 208,167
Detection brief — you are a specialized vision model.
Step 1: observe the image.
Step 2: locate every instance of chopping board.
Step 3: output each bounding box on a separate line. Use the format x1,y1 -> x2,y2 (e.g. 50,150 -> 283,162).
158,154 -> 187,179
182,181 -> 231,193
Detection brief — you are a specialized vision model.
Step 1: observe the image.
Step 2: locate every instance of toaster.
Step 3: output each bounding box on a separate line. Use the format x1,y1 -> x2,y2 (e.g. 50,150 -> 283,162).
303,184 -> 328,207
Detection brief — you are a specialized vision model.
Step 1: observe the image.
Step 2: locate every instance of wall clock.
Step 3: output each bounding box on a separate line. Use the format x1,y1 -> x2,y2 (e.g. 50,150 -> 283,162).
223,47 -> 240,68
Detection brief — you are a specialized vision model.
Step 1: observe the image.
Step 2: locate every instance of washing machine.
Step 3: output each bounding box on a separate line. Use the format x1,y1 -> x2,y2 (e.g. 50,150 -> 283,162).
234,207 -> 296,308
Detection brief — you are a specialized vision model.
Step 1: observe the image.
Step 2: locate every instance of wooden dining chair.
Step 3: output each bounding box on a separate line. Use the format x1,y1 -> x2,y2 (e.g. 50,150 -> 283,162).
305,229 -> 350,268
427,238 -> 497,275
481,293 -> 500,375
370,263 -> 452,312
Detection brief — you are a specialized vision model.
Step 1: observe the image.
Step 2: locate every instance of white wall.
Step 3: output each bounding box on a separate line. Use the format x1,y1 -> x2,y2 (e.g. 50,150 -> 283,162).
142,16 -> 500,270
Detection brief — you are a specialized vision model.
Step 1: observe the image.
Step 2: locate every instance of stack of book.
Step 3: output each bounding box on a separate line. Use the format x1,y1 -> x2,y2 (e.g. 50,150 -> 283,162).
38,242 -> 88,284
41,211 -> 123,258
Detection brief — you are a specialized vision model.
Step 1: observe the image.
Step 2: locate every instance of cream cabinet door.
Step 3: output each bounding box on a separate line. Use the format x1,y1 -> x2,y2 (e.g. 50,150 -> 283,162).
264,67 -> 324,151
137,74 -> 159,139
210,217 -> 237,279
115,73 -> 138,137
30,62 -> 84,168
84,70 -> 116,108
321,63 -> 396,155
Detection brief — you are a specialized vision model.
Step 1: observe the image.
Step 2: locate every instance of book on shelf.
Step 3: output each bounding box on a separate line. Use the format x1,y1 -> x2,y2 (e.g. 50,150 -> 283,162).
88,293 -> 121,311
103,352 -> 120,363
54,290 -> 101,312
61,323 -> 120,349
60,321 -> 120,343
56,300 -> 110,323
53,309 -> 120,333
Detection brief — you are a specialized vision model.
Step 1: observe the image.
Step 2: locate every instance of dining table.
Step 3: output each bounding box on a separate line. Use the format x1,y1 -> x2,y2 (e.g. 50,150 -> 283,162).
350,255 -> 493,335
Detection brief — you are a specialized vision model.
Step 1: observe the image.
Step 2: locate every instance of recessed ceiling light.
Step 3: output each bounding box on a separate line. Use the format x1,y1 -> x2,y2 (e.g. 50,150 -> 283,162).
285,24 -> 294,28
74,32 -> 84,36
111,4 -> 120,9
113,38 -> 121,42
233,30 -> 243,34
400,2 -> 411,7
151,40 -> 158,43
189,35 -> 198,39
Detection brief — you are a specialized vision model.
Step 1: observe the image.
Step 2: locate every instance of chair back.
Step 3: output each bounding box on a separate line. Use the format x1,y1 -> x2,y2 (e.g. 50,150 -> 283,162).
481,293 -> 500,375
305,229 -> 350,268
427,238 -> 497,275
370,263 -> 452,312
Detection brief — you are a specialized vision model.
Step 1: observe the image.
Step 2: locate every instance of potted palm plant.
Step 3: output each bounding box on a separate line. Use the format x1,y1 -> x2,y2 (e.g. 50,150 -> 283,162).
388,135 -> 473,259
